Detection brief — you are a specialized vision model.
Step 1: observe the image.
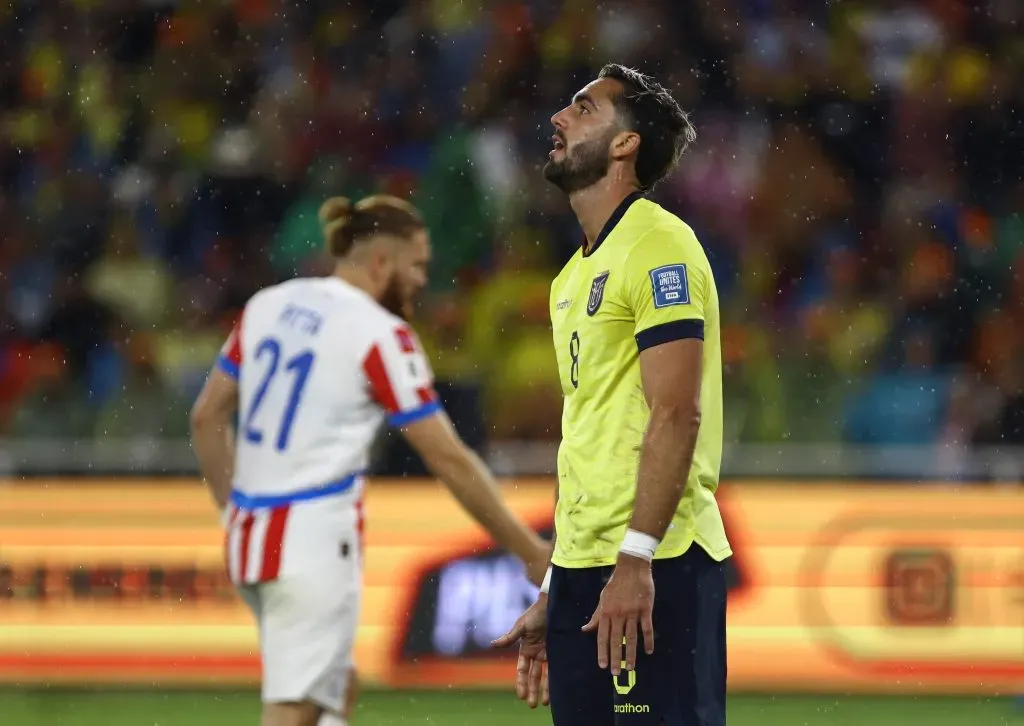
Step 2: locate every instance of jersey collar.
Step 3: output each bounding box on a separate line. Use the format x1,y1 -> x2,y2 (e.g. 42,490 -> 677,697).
582,191 -> 645,258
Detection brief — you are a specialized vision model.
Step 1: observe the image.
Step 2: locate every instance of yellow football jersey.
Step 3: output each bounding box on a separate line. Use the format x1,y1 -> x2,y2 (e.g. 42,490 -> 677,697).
549,193 -> 732,568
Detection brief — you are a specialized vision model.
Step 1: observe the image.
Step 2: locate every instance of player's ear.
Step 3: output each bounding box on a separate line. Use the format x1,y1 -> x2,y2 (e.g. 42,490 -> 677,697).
361,240 -> 389,276
610,130 -> 640,161
377,237 -> 400,261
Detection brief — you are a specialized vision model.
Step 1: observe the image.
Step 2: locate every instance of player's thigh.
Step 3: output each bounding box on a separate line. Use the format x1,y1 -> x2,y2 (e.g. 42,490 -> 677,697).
261,701 -> 322,726
612,545 -> 727,726
237,583 -> 262,625
258,562 -> 361,714
546,564 -> 615,726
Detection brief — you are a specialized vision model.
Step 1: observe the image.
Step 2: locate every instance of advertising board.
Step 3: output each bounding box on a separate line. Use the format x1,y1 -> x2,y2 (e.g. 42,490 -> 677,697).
1,480 -> 1021,693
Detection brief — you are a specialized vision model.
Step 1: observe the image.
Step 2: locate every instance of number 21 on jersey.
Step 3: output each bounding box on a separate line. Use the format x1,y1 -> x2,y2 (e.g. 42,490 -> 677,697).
243,336 -> 316,451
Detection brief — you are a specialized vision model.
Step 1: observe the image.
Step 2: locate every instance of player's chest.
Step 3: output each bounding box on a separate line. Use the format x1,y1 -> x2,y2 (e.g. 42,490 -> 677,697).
550,264 -> 635,395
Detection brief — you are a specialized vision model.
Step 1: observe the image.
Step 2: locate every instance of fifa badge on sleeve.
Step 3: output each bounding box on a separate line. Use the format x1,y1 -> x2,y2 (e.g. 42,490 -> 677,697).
649,264 -> 690,308
587,271 -> 611,316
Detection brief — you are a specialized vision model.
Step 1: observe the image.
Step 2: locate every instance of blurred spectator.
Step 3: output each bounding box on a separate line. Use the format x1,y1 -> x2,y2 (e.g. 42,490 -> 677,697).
845,327 -> 952,445
84,211 -> 173,330
0,0 -> 1021,459
39,275 -> 117,382
8,351 -> 95,439
95,332 -> 190,439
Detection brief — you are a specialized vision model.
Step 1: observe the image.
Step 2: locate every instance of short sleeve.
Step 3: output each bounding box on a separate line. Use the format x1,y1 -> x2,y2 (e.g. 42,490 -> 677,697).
624,228 -> 709,353
216,319 -> 243,379
362,323 -> 442,426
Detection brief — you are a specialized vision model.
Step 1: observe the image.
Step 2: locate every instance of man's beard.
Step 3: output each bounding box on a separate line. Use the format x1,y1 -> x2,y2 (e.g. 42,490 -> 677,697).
543,132 -> 614,194
380,273 -> 411,320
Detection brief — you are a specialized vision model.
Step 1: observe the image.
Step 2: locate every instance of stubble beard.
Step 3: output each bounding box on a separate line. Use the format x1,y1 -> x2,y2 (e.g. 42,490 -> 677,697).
542,133 -> 614,195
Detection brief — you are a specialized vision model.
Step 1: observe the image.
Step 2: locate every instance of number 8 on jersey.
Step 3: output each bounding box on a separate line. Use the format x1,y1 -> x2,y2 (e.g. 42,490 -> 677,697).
569,330 -> 580,389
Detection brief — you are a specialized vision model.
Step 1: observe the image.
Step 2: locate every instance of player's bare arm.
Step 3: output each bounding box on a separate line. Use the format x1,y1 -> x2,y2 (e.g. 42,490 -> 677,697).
399,410 -> 550,586
491,483 -> 558,709
629,338 -> 703,541
583,337 -> 703,674
190,367 -> 240,513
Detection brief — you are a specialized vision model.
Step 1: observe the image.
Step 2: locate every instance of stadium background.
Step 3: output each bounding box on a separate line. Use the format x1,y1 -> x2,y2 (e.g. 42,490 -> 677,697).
1,0 -> 1023,724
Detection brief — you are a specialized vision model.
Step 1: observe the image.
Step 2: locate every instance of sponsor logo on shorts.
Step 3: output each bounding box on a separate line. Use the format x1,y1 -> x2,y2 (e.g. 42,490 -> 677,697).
614,703 -> 651,714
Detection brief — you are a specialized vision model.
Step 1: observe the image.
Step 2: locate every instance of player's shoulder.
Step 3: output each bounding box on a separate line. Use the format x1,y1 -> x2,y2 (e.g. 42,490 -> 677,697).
244,277 -> 387,328
629,199 -> 700,246
244,277 -> 324,306
551,246 -> 583,289
368,306 -> 408,337
236,280 -> 285,322
325,281 -> 409,342
623,200 -> 707,266
237,278 -> 311,322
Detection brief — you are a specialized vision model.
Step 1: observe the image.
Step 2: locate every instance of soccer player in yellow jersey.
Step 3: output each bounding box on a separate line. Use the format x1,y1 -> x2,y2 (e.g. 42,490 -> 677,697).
493,64 -> 731,725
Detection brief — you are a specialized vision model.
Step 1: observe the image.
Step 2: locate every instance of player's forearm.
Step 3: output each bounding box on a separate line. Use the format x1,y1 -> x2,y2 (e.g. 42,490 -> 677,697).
189,416 -> 236,510
431,448 -> 543,562
549,485 -> 558,560
539,487 -> 558,596
629,404 -> 700,542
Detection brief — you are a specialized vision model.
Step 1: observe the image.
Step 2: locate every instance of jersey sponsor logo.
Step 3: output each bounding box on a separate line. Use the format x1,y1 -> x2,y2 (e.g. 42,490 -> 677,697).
586,271 -> 611,316
555,299 -> 572,311
649,264 -> 690,308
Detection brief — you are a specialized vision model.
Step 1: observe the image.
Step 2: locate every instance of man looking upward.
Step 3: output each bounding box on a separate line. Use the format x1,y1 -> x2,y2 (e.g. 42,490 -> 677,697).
494,64 -> 731,726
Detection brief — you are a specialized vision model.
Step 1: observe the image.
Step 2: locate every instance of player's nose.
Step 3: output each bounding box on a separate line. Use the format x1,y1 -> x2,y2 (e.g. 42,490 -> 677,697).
550,109 -> 568,130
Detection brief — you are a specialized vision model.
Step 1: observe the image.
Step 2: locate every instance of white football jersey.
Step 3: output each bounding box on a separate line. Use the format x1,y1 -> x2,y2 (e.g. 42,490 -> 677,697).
215,276 -> 439,583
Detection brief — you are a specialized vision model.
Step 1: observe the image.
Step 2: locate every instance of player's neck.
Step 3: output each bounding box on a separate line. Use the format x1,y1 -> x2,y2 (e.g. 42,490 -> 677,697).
333,264 -> 380,301
569,178 -> 639,253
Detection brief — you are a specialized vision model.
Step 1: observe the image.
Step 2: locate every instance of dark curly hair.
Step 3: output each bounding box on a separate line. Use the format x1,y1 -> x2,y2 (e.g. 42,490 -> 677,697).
598,63 -> 697,191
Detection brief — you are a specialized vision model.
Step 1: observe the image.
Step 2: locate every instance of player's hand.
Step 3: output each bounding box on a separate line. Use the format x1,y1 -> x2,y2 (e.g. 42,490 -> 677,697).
581,553 -> 654,675
491,596 -> 549,709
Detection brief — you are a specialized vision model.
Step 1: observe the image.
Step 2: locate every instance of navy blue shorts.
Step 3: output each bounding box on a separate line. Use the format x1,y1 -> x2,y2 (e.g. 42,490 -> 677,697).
546,545 -> 727,725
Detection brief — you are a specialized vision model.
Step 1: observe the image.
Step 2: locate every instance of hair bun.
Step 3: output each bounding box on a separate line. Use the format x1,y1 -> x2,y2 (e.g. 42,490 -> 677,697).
319,197 -> 352,226
321,194 -> 425,259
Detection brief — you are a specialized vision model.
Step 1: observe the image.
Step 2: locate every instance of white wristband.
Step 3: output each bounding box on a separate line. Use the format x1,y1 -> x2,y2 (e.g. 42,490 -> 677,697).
619,529 -> 660,562
540,565 -> 553,594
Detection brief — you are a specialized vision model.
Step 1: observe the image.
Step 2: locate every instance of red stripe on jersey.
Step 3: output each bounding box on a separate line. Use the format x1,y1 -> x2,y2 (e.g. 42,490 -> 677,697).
223,321 -> 243,367
362,344 -> 400,413
395,326 -> 417,353
222,506 -> 240,576
415,386 -> 435,405
238,512 -> 256,583
259,506 -> 290,582
356,495 -> 365,562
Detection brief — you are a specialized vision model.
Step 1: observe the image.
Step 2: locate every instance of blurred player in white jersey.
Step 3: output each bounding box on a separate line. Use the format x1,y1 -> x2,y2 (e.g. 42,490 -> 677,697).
190,195 -> 550,726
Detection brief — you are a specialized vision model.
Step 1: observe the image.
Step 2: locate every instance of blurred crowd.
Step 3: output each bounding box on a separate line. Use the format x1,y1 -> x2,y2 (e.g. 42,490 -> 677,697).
0,0 -> 1022,452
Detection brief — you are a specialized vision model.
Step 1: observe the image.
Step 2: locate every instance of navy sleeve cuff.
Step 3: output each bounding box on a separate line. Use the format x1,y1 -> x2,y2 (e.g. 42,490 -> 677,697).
635,319 -> 704,352
217,354 -> 240,379
388,400 -> 443,427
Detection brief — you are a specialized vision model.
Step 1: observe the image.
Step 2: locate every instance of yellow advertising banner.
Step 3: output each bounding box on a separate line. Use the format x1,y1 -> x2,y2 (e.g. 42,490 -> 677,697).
0,479 -> 1022,694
